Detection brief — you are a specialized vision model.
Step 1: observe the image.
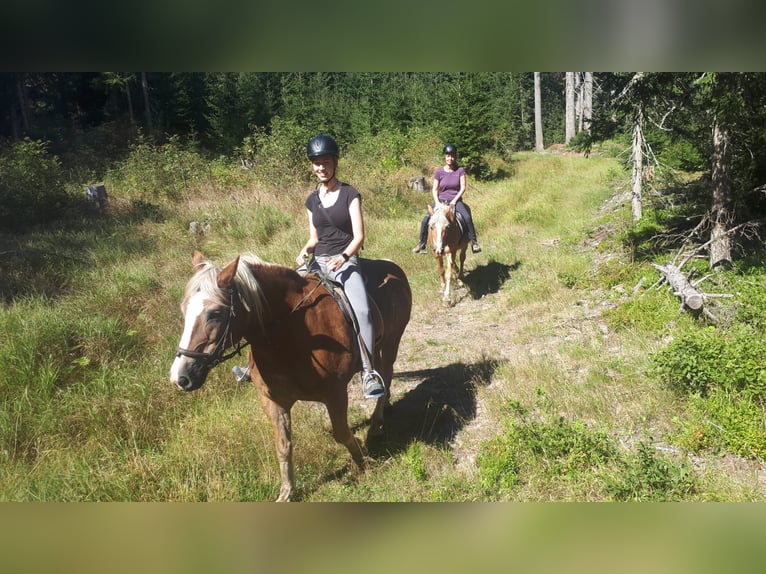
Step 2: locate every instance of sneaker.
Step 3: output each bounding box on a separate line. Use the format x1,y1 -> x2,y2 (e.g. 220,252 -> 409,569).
471,241 -> 482,254
362,370 -> 385,399
232,365 -> 251,382
411,242 -> 426,254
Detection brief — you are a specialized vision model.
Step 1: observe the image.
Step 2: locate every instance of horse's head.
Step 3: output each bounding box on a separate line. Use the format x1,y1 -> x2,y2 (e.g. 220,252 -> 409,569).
427,203 -> 455,255
169,251 -> 249,391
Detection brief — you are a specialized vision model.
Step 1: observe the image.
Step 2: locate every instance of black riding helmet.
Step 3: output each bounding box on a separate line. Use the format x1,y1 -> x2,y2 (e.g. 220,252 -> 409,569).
307,134 -> 340,159
442,143 -> 457,155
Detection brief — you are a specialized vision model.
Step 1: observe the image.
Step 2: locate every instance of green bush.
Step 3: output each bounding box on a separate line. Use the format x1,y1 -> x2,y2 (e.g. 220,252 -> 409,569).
674,391 -> 766,459
106,134 -> 209,202
0,138 -> 69,229
239,117 -> 313,191
476,396 -> 615,497
477,436 -> 520,495
346,130 -> 407,173
733,276 -> 766,331
655,136 -> 705,172
604,441 -> 697,501
672,391 -> 766,459
652,325 -> 766,398
603,289 -> 681,335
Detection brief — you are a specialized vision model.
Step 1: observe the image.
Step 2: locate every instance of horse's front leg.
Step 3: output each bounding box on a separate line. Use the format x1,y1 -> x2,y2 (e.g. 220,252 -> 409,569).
259,393 -> 294,502
436,255 -> 446,290
443,252 -> 454,302
435,254 -> 447,298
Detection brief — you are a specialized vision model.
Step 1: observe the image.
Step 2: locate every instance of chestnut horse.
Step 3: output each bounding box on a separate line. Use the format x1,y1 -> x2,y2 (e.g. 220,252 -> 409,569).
169,251 -> 411,501
428,202 -> 469,303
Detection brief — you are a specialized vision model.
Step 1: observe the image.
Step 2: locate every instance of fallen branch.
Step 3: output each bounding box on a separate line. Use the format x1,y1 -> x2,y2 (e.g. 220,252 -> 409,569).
652,262 -> 704,310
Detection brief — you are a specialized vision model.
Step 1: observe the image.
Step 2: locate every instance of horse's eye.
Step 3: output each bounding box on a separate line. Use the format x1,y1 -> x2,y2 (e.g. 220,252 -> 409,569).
207,309 -> 224,321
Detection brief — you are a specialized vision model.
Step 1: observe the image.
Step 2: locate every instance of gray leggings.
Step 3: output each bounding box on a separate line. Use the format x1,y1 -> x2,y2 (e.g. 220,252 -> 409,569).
309,255 -> 374,371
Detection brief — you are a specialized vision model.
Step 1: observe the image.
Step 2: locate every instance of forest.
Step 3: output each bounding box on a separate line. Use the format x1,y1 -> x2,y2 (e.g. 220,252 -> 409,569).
3,72 -> 766,504
3,72 -> 766,243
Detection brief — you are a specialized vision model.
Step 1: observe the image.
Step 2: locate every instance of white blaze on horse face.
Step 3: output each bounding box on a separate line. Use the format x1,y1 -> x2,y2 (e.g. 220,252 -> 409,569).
169,291 -> 207,383
433,217 -> 446,253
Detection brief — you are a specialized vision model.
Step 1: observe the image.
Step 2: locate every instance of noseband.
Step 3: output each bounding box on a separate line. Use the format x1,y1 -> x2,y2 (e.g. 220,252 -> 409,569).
175,285 -> 250,369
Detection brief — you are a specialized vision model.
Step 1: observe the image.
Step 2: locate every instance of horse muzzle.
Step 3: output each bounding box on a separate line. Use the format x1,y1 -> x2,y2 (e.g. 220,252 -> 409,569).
169,354 -> 210,392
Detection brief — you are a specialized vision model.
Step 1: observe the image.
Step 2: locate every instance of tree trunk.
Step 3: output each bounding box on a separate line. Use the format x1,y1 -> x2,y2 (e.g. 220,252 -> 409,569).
565,72 -> 576,144
652,263 -> 704,310
125,76 -> 135,125
583,72 -> 593,134
15,73 -> 30,136
534,72 -> 544,152
141,72 -> 152,132
710,115 -> 733,268
575,72 -> 583,132
631,108 -> 644,223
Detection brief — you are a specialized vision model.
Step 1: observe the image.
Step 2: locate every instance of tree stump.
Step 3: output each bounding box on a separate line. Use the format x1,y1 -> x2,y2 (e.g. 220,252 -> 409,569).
408,176 -> 427,192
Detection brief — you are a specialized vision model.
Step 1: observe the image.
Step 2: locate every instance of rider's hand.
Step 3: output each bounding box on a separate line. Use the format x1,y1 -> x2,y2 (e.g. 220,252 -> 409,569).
328,255 -> 344,272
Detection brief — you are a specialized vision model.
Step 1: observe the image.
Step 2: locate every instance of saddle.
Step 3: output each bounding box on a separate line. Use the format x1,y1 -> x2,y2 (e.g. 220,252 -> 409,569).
303,267 -> 383,346
433,203 -> 467,238
454,211 -> 467,238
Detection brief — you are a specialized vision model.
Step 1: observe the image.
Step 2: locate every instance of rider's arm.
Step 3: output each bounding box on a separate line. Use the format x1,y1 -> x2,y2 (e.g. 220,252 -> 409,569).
296,209 -> 319,265
431,174 -> 441,204
450,172 -> 467,205
345,196 -> 365,258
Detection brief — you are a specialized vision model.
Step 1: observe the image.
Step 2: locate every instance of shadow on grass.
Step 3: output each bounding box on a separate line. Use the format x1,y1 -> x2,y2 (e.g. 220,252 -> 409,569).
0,201 -> 165,303
462,258 -> 520,299
362,357 -> 500,458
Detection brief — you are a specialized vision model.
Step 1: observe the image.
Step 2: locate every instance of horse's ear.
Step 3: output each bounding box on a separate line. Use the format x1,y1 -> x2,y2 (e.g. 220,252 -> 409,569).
217,256 -> 240,289
428,204 -> 435,215
192,250 -> 206,269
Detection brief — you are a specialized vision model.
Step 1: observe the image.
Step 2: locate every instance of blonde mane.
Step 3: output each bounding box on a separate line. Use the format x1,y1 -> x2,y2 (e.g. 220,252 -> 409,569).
429,202 -> 451,226
185,252 -> 272,333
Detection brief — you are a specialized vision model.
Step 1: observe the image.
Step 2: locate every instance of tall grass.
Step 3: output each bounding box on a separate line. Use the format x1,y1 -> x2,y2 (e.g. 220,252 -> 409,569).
2,139 -> 765,501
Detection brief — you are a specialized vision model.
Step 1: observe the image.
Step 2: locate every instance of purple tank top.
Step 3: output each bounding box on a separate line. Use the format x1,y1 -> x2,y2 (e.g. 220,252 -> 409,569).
434,167 -> 465,202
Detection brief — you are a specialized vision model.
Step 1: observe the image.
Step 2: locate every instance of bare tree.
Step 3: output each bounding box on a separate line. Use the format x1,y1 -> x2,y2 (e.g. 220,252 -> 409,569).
582,72 -> 593,134
534,72 -> 544,152
565,72 -> 576,144
631,107 -> 645,223
576,72 -> 583,132
709,114 -> 733,268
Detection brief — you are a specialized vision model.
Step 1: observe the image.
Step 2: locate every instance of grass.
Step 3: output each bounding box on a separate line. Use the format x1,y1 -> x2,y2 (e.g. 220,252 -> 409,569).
1,145 -> 765,501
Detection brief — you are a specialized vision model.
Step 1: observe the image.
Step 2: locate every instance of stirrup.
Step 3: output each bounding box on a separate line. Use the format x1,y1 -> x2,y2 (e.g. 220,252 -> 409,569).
232,365 -> 251,382
362,370 -> 385,399
412,242 -> 426,253
471,241 -> 482,254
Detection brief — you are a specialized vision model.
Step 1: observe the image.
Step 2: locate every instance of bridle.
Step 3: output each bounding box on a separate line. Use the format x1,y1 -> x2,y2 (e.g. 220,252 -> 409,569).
429,203 -> 452,251
175,285 -> 250,369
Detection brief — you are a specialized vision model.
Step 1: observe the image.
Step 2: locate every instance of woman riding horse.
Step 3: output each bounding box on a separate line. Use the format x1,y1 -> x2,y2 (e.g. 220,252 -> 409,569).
412,143 -> 482,255
236,134 -> 386,400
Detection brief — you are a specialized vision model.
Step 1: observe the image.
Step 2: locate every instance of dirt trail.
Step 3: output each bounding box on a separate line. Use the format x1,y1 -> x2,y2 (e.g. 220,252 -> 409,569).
354,259 -> 539,472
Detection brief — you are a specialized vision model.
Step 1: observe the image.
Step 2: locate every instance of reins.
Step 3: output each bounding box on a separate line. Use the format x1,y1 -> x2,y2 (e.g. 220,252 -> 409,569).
175,260 -> 346,372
